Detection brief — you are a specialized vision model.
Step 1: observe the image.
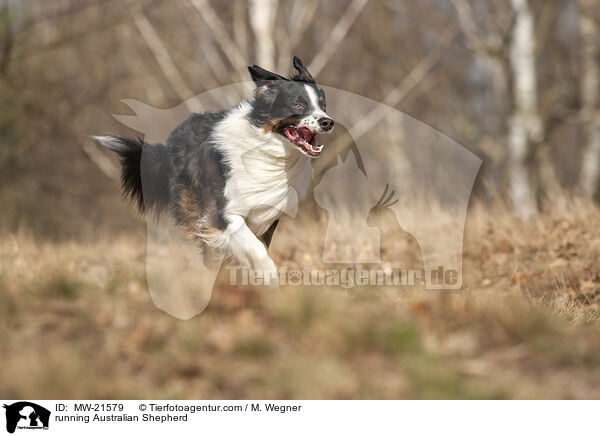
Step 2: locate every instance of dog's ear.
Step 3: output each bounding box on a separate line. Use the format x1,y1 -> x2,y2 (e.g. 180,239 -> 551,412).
291,56 -> 315,83
253,84 -> 278,112
248,65 -> 288,85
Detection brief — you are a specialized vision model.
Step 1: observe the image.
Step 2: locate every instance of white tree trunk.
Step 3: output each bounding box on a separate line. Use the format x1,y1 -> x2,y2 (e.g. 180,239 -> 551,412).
579,0 -> 600,199
249,0 -> 278,70
507,0 -> 541,218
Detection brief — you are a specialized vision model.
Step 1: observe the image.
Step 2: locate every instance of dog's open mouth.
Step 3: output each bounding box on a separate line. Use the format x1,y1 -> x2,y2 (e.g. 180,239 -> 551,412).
284,126 -> 323,157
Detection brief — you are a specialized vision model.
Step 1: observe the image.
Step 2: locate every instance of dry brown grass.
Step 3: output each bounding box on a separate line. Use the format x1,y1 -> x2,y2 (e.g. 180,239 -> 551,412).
1,202 -> 600,399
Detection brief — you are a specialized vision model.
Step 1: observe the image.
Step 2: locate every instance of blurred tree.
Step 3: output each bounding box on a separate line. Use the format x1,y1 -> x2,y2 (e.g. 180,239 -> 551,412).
452,0 -> 564,216
249,0 -> 278,70
579,0 -> 600,200
507,0 -> 542,218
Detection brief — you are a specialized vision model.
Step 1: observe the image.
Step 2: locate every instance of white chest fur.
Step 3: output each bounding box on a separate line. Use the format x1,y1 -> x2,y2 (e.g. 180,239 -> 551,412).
212,102 -> 312,236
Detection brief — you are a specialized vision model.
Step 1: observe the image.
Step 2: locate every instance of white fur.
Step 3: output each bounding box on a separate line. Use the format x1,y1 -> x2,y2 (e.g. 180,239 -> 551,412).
209,102 -> 312,274
91,135 -> 126,152
222,215 -> 279,284
299,85 -> 329,132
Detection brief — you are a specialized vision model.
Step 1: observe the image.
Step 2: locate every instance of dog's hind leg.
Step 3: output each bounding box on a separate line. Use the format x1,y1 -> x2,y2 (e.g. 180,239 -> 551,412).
218,215 -> 279,286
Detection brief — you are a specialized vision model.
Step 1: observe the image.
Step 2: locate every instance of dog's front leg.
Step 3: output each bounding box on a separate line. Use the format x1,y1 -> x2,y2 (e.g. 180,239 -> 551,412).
224,215 -> 279,286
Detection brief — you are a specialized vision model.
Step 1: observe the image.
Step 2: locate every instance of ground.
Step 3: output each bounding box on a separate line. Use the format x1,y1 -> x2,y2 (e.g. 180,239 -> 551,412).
1,202 -> 600,399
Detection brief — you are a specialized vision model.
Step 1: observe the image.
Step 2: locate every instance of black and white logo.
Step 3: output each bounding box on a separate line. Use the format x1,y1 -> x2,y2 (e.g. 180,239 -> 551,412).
3,402 -> 50,434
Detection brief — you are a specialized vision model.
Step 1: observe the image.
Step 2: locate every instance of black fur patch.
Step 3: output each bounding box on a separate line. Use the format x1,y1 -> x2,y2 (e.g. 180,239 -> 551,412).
167,111 -> 231,232
102,136 -> 171,216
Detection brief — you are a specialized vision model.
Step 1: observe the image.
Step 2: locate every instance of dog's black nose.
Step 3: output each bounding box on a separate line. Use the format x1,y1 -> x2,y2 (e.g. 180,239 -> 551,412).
318,117 -> 334,131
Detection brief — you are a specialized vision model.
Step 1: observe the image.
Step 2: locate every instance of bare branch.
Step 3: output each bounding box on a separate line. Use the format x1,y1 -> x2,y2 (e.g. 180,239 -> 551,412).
308,0 -> 369,77
313,20 -> 458,175
451,0 -> 504,56
174,1 -> 244,104
276,0 -> 318,72
188,0 -> 249,82
127,2 -> 202,112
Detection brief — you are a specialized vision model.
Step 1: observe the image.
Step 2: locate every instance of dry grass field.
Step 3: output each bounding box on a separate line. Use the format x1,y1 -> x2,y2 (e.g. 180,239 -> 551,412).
1,201 -> 600,399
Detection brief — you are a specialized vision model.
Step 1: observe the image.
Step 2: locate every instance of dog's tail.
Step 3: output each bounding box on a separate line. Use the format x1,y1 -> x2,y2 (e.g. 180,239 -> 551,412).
92,135 -> 170,217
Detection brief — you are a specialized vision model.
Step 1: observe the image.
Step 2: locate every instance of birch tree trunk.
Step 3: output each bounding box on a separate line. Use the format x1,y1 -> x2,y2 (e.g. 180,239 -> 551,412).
507,0 -> 541,218
249,0 -> 278,70
451,0 -> 510,162
579,0 -> 600,199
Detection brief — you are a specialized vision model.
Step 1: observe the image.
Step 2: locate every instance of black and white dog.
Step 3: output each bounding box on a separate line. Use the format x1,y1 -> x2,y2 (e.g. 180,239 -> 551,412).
94,57 -> 333,282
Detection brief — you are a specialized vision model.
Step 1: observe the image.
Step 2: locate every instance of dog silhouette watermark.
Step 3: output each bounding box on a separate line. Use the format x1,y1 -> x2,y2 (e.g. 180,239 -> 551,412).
106,83 -> 481,319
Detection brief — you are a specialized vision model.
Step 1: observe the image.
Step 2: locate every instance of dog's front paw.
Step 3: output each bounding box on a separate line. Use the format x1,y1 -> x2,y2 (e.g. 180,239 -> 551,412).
252,256 -> 279,288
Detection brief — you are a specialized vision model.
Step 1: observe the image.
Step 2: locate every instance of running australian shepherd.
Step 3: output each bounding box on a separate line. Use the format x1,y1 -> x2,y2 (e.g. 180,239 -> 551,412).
93,57 -> 333,284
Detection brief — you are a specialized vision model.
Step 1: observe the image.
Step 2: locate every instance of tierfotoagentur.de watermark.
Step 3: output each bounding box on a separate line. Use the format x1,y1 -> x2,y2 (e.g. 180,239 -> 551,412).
227,266 -> 459,288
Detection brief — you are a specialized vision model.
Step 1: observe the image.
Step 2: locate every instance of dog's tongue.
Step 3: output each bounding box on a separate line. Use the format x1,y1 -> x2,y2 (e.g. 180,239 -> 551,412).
297,127 -> 313,141
284,126 -> 319,154
285,127 -> 300,142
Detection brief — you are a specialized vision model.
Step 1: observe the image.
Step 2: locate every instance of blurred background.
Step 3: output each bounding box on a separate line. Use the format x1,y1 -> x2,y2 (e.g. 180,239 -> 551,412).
2,0 -> 600,399
2,0 -> 600,238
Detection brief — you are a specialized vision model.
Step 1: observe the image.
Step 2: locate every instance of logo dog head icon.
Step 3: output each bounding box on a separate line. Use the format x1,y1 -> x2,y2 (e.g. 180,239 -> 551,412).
3,402 -> 50,434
